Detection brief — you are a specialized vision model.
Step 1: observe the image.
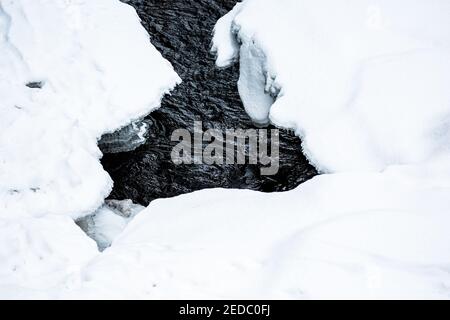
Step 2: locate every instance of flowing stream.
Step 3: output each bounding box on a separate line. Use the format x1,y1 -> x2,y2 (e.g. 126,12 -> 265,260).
100,0 -> 317,206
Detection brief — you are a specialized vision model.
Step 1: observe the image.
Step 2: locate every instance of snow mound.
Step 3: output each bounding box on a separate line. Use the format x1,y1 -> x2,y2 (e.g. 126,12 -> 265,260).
0,214 -> 98,299
212,0 -> 450,172
0,0 -> 180,218
60,158 -> 450,299
2,0 -> 450,300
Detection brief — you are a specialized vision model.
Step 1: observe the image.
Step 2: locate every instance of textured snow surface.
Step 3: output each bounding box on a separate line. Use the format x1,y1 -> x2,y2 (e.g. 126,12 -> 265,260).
3,159 -> 450,299
213,0 -> 450,172
0,0 -> 180,218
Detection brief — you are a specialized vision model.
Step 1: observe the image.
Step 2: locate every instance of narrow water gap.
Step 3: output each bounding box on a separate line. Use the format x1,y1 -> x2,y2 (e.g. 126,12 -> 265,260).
100,0 -> 317,206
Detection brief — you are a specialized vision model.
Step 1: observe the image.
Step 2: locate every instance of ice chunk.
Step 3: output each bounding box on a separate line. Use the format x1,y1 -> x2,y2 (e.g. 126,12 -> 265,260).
77,200 -> 145,251
63,157 -> 450,299
0,215 -> 98,299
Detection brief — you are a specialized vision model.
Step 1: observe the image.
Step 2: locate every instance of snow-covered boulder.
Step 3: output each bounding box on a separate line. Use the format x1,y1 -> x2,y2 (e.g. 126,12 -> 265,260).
212,0 -> 450,172
0,0 -> 180,218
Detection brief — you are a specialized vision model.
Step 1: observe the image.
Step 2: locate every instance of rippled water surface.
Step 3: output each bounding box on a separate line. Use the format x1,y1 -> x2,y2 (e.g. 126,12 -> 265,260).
101,0 -> 317,205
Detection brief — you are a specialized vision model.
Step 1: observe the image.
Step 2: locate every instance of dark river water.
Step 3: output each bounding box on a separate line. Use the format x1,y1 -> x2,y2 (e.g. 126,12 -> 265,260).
100,0 -> 317,206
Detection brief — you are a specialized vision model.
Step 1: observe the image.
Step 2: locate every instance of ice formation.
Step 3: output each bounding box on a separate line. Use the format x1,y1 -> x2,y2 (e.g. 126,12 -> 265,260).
77,199 -> 145,251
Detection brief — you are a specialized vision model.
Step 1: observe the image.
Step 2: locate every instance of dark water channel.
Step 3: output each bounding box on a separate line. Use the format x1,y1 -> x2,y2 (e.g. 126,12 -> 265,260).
100,0 -> 317,206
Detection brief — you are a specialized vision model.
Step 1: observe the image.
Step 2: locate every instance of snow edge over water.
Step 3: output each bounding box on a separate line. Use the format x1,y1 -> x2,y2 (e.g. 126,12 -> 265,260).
0,0 -> 181,219
212,0 -> 450,173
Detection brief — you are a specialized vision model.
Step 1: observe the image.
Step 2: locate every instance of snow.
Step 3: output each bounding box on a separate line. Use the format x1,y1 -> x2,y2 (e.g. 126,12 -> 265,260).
1,0 -> 450,300
212,0 -> 450,172
54,158 -> 450,299
3,159 -> 450,299
0,0 -> 181,218
211,2 -> 243,68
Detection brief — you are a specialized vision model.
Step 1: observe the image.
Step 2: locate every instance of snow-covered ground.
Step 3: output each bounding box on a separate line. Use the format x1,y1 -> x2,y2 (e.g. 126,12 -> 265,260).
77,199 -> 145,251
1,0 -> 450,299
0,0 -> 180,219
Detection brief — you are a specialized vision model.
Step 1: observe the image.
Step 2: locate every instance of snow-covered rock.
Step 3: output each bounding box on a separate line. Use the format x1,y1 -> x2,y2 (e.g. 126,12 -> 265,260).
0,0 -> 180,218
212,0 -> 450,172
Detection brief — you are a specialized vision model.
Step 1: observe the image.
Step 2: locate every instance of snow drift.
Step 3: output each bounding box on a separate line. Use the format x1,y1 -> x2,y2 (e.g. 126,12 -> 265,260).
212,0 -> 450,173
63,158 -> 450,299
0,0 -> 180,218
5,161 -> 450,299
0,0 -> 181,297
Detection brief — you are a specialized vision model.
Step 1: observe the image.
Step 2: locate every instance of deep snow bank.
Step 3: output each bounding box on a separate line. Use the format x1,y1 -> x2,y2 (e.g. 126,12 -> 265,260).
4,158 -> 450,299
51,0 -> 450,299
2,0 -> 450,300
60,158 -> 450,299
212,0 -> 450,172
0,214 -> 98,299
0,0 -> 180,218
